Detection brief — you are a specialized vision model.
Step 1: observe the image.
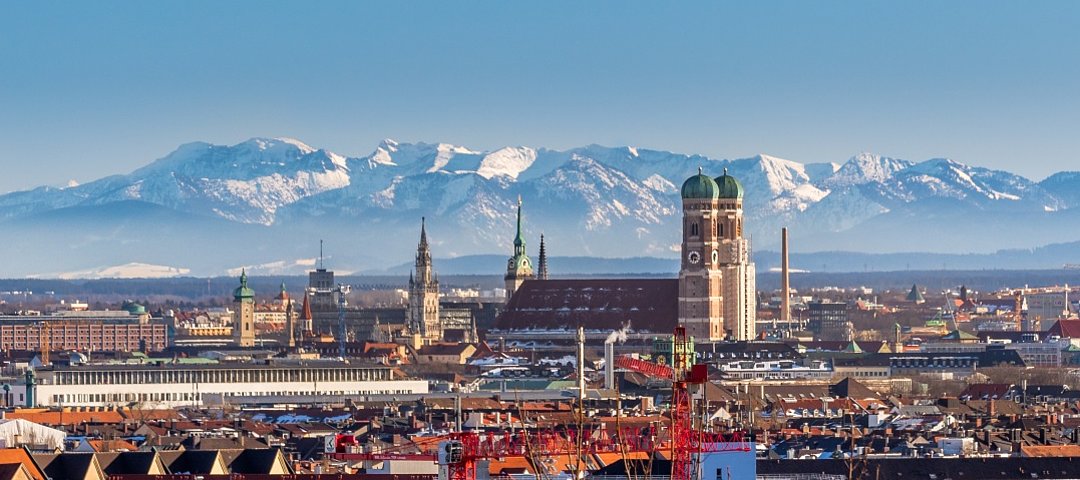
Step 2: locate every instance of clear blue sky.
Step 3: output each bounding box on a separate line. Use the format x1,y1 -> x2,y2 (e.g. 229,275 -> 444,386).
2,1 -> 1078,193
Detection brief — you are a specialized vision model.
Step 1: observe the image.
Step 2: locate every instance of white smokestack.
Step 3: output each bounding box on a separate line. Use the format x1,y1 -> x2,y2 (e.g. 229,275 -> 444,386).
604,341 -> 615,390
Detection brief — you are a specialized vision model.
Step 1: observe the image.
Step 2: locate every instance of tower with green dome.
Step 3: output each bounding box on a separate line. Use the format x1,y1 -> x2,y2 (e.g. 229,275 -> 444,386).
713,167 -> 755,342
676,167 -> 756,341
677,168 -> 726,341
505,197 -> 535,300
233,269 -> 256,347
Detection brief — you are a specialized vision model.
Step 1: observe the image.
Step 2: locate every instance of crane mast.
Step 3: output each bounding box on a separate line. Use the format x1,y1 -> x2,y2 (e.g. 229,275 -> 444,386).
337,284 -> 350,358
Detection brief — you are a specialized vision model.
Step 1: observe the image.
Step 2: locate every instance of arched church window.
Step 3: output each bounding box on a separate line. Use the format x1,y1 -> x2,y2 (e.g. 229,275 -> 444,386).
691,222 -> 699,237
718,223 -> 724,238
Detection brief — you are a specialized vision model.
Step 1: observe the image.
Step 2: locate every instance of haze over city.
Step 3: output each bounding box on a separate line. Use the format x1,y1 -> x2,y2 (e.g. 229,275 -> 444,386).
2,3 -> 1080,480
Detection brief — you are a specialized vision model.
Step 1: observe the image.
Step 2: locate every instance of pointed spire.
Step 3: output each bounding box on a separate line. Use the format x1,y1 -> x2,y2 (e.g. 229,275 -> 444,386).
240,269 -> 248,287
300,291 -> 312,321
538,234 -> 548,280
514,196 -> 525,248
419,216 -> 428,248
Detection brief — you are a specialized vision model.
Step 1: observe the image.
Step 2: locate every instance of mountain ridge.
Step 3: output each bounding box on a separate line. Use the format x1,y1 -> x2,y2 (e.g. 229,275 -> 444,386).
1,137 -> 1078,277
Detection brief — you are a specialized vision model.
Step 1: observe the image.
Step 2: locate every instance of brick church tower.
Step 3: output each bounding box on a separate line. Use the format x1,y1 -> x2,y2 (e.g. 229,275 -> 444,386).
714,168 -> 756,341
677,168 -> 725,341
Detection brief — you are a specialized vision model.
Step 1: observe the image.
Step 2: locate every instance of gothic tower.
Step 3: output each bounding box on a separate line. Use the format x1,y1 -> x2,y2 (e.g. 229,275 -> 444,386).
677,168 -> 725,341
538,234 -> 549,280
505,198 -> 535,299
300,291 -> 313,334
285,293 -> 296,348
714,168 -> 756,341
409,218 -> 441,341
233,269 -> 256,347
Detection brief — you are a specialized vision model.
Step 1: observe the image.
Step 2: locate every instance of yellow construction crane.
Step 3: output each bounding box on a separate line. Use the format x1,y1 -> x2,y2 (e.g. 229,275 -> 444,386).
1013,290 -> 1024,331
40,322 -> 50,365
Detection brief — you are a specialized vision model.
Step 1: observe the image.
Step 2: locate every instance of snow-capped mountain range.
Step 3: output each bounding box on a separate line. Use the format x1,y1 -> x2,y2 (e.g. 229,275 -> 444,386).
1,137 -> 1078,277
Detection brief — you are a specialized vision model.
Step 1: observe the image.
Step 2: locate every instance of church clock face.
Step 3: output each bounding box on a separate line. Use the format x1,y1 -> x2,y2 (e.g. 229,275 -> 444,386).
711,249 -> 719,264
687,251 -> 701,264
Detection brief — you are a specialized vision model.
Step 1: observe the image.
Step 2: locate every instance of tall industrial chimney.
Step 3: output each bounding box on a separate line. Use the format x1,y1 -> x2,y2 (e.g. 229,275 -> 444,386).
577,325 -> 586,401
604,341 -> 615,390
781,227 -> 791,326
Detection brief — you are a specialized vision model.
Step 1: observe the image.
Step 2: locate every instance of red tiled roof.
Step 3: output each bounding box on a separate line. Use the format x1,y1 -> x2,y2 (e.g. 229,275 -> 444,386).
1047,320 -> 1080,338
6,408 -> 124,425
0,449 -> 45,480
496,279 -> 678,331
960,383 -> 1011,399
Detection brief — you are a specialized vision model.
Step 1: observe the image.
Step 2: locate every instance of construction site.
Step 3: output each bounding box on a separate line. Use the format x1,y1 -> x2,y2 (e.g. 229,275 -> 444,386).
326,327 -> 757,480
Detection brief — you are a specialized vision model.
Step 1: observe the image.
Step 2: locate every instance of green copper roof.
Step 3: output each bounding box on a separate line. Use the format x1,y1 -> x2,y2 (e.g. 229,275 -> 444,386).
842,340 -> 864,354
680,167 -> 720,200
513,197 -> 525,248
121,300 -> 146,315
907,284 -> 925,303
715,168 -> 744,199
233,269 -> 255,300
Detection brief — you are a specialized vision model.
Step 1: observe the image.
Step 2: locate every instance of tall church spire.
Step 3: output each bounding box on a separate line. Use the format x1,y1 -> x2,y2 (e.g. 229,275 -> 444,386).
505,196 -> 535,299
410,218 -> 441,341
420,216 -> 429,249
513,196 -> 526,255
538,234 -> 548,280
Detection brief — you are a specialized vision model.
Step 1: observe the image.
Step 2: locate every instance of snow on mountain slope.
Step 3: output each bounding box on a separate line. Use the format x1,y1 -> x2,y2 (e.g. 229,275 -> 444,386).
823,152 -> 914,188
1,136 -> 1079,274
527,156 -> 677,229
727,154 -> 829,215
872,158 -> 1058,209
475,147 -> 537,179
48,262 -> 192,280
1039,171 -> 1080,209
804,162 -> 841,184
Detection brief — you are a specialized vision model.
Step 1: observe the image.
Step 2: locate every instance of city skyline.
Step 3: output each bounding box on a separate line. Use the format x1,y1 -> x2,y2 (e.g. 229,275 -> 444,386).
3,1 -> 1080,193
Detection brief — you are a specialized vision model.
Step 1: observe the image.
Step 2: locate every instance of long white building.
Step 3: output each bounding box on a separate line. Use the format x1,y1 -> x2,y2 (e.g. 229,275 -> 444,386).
17,361 -> 428,407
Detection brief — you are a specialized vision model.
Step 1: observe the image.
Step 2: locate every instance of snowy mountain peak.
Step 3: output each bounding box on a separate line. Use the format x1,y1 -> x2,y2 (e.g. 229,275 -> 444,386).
379,138 -> 400,152
744,154 -> 817,195
2,137 -> 1079,278
269,137 -> 316,154
823,152 -> 914,187
475,147 -> 537,179
235,137 -> 316,157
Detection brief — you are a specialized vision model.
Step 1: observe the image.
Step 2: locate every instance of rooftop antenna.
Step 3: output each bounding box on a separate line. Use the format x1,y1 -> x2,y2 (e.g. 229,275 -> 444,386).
319,240 -> 324,270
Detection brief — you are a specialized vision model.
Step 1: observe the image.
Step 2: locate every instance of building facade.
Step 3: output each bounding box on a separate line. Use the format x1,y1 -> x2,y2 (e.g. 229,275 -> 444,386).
809,300 -> 851,341
18,362 -> 428,407
0,321 -> 166,353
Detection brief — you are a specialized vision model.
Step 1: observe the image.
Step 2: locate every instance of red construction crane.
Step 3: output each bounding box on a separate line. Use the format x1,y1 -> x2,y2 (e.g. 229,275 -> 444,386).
328,428 -> 658,480
616,326 -> 749,480
330,327 -> 746,480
